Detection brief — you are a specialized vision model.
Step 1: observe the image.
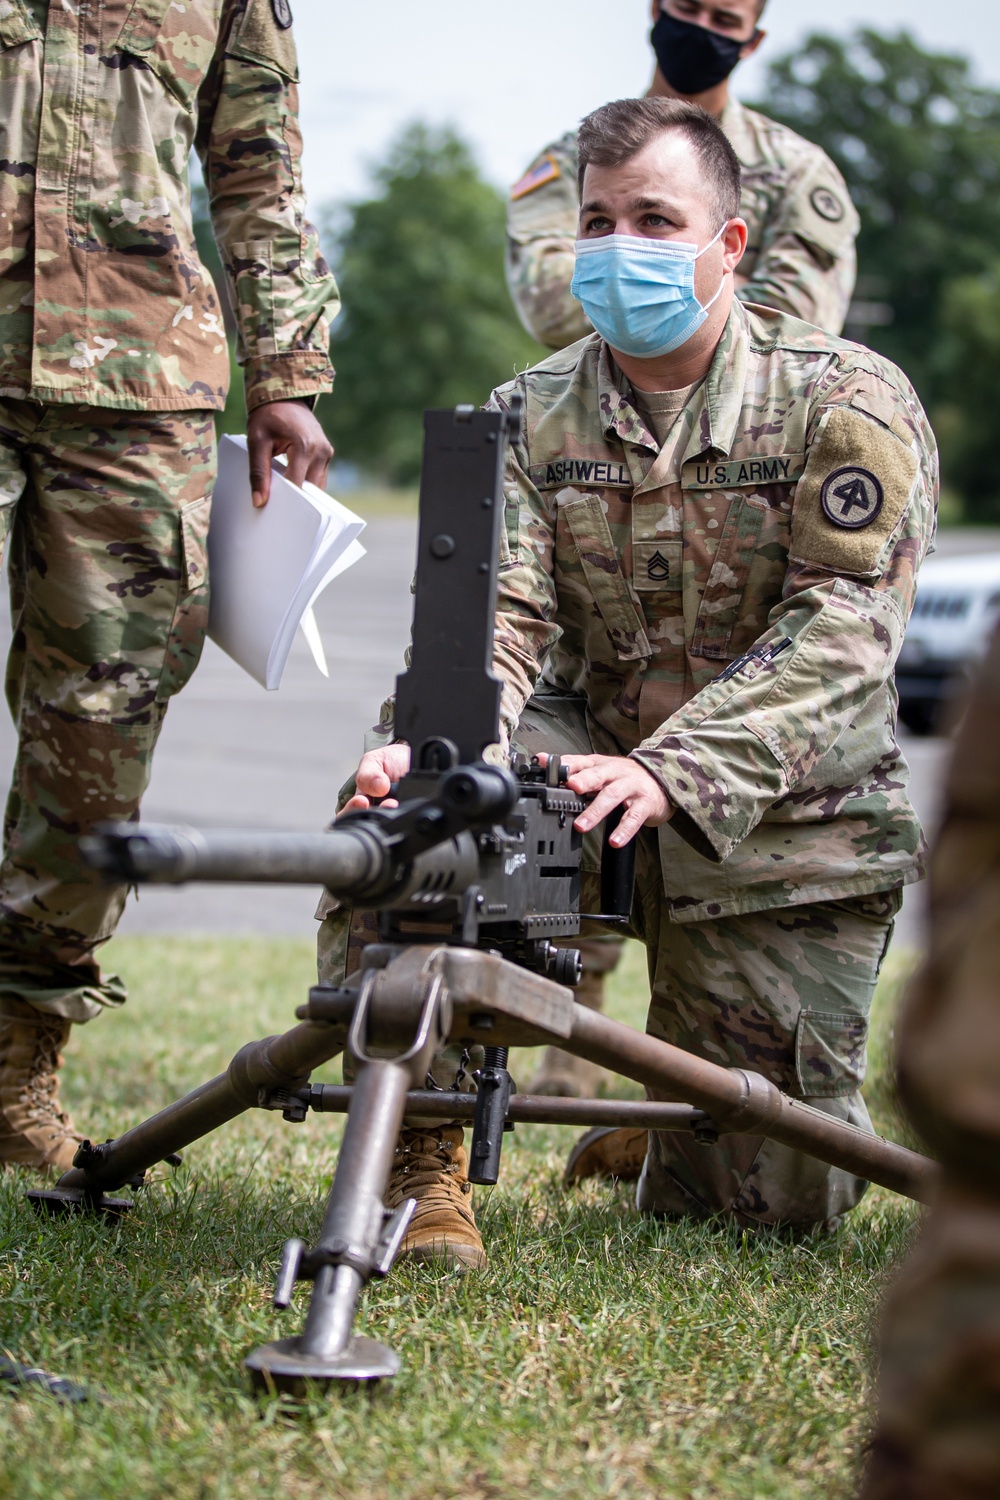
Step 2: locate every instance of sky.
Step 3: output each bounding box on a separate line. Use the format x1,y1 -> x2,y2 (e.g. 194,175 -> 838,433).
290,0 -> 1000,214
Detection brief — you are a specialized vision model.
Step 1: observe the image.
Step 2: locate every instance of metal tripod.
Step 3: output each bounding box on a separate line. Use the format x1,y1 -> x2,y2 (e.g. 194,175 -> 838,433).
32,941 -> 939,1394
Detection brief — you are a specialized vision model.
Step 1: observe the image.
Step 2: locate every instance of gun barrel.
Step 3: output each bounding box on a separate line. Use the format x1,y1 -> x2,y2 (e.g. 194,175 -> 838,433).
81,823 -> 385,892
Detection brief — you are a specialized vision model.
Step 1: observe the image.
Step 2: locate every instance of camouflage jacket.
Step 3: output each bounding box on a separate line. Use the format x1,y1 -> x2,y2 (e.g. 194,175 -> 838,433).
506,100 -> 860,350
486,303 -> 938,922
0,0 -> 339,412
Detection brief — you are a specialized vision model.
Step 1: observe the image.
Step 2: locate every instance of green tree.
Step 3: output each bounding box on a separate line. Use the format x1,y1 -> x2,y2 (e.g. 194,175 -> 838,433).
754,29 -> 1000,517
320,124 -> 545,486
934,262 -> 1000,515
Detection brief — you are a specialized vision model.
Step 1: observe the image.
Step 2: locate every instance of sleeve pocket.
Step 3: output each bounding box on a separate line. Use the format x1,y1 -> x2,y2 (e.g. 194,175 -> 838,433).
226,0 -> 299,80
794,1008 -> 868,1098
0,0 -> 43,47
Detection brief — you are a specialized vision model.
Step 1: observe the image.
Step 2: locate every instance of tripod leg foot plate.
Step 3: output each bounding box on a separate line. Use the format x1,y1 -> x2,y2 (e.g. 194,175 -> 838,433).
27,1187 -> 133,1218
245,1335 -> 399,1395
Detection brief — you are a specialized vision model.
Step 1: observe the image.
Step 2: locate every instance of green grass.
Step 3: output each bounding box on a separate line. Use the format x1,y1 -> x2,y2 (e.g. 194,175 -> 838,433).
0,938 -> 923,1500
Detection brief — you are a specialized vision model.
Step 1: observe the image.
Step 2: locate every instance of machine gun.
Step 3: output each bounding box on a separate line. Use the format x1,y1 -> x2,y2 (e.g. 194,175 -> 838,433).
34,404 -> 940,1397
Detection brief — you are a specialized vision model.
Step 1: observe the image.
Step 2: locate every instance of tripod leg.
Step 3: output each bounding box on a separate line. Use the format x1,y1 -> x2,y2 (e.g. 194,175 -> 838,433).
245,1056 -> 412,1391
29,1015 -> 351,1214
564,1004 -> 938,1204
247,950 -> 453,1393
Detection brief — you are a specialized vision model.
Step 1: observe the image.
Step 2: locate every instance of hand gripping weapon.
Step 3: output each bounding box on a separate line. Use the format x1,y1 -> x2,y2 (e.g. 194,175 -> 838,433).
33,404 -> 939,1396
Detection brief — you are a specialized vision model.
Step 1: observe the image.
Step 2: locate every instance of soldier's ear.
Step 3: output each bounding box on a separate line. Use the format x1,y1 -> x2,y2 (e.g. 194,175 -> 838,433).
740,28 -> 766,61
722,218 -> 748,272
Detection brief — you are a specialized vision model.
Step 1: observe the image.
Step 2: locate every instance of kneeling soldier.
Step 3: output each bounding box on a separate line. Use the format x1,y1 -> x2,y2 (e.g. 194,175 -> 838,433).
321,96 -> 936,1268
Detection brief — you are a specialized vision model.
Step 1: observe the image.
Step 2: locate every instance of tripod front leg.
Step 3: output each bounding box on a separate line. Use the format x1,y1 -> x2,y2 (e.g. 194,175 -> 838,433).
246,950 -> 450,1392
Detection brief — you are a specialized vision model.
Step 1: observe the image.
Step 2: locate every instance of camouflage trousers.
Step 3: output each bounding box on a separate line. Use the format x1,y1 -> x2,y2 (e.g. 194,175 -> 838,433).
0,400 -> 215,1022
317,692 -> 899,1227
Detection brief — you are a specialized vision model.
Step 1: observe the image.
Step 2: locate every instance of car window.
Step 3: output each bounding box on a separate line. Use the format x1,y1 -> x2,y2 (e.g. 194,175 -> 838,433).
911,593 -> 971,620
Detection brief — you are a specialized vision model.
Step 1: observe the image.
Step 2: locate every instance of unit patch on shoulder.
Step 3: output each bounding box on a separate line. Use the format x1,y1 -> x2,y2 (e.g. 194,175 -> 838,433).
511,156 -> 561,201
810,186 -> 845,223
790,405 -> 919,578
820,467 -> 884,529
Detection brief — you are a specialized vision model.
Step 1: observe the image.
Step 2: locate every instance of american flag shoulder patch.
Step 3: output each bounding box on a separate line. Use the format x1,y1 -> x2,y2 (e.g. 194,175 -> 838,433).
510,155 -> 561,201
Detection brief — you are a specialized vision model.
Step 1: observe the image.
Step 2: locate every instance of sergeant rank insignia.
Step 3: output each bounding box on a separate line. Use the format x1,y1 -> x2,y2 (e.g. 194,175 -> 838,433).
820,466 -> 884,529
647,550 -> 672,582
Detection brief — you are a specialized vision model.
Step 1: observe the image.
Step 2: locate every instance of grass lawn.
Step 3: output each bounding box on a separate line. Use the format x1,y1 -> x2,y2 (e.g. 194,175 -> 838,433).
0,936 -> 924,1500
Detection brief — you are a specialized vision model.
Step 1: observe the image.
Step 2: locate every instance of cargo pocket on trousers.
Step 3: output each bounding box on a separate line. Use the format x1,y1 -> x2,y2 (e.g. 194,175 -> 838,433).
794,1009 -> 868,1099
156,495 -> 211,702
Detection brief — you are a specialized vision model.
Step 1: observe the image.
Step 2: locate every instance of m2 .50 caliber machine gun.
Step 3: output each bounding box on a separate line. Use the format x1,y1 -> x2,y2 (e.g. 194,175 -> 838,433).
38,404 -> 939,1396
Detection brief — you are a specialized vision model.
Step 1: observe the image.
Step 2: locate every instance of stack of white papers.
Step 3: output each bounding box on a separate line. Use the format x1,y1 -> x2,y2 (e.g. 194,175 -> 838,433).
208,434 -> 366,690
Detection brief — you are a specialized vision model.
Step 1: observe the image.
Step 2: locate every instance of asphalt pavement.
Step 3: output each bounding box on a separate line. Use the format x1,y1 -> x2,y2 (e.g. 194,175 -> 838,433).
0,516 -> 989,955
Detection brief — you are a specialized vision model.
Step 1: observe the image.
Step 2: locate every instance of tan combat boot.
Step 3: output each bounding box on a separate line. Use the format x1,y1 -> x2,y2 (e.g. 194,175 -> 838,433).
563,1125 -> 648,1186
386,1125 -> 486,1271
0,998 -> 83,1172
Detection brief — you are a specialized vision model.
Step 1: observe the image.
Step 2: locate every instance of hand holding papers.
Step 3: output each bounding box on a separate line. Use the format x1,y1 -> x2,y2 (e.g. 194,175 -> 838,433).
208,434 -> 366,690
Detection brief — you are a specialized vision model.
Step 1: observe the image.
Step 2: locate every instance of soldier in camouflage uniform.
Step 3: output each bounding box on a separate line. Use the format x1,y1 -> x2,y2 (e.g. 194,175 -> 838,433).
861,628 -> 1000,1500
508,0 -> 858,351
507,0 -> 861,1096
0,0 -> 339,1171
323,98 -> 934,1269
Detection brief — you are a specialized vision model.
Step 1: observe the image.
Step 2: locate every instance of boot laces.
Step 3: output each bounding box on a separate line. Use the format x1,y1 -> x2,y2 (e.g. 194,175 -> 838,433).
385,1128 -> 471,1209
4,1018 -> 72,1130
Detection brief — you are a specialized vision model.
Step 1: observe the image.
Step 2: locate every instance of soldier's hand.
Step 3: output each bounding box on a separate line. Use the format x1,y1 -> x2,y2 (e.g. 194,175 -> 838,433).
247,399 -> 334,508
554,754 -> 672,847
340,744 -> 412,813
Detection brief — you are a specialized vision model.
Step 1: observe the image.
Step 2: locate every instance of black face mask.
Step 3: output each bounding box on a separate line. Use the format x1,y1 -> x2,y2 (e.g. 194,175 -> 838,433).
651,11 -> 752,96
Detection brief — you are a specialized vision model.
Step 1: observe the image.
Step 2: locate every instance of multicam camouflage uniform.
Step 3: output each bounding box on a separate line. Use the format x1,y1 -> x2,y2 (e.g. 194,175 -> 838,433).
862,627 -> 1000,1499
487,301 -> 935,1224
506,101 -> 861,1070
319,301 -> 937,1224
506,101 -> 860,350
0,0 -> 339,1020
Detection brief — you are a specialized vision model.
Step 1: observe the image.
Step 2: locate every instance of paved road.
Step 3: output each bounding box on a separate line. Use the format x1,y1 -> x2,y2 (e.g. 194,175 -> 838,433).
0,517 -> 989,951
0,511 -> 418,939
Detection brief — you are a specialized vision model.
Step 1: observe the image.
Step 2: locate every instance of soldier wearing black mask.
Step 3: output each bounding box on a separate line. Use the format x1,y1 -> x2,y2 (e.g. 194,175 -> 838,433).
651,2 -> 764,100
504,0 -> 864,1107
507,0 -> 858,350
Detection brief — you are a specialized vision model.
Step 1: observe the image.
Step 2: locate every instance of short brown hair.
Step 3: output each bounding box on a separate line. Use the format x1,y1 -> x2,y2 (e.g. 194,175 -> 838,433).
577,97 -> 742,229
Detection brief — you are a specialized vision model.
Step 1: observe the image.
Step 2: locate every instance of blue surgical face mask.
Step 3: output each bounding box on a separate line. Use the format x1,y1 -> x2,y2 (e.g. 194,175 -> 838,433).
570,227 -> 727,358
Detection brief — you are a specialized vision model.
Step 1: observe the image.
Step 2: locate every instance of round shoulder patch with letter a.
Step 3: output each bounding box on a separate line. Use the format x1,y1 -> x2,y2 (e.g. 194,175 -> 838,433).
811,186 -> 845,223
820,466 -> 884,529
